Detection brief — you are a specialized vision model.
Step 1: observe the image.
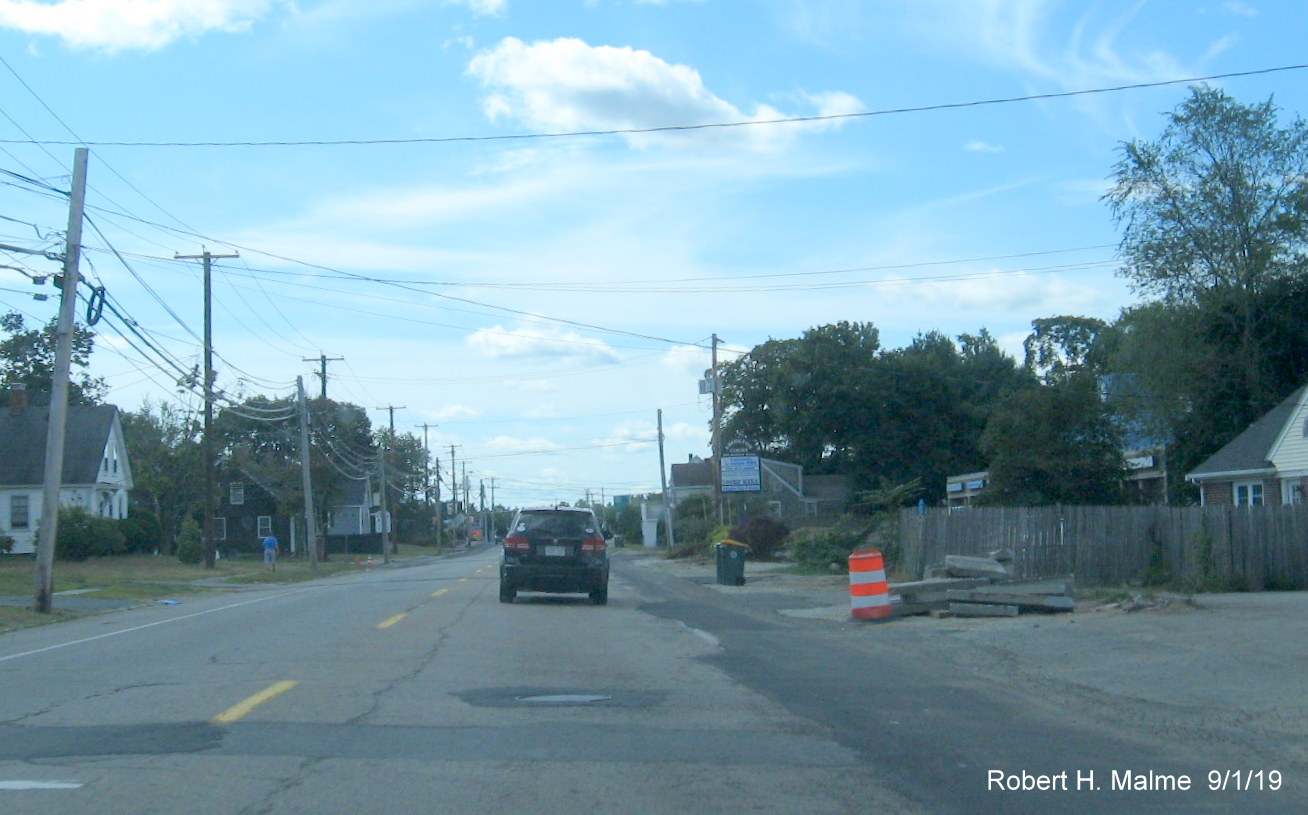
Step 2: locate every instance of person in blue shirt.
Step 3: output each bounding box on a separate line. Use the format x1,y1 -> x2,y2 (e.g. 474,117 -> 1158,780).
262,534 -> 279,571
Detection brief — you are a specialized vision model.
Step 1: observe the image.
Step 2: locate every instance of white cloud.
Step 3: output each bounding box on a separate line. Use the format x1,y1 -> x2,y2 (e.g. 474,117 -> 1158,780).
661,343 -> 710,375
429,404 -> 481,422
0,0 -> 277,52
522,404 -> 561,419
448,0 -> 504,16
1223,2 -> 1258,16
965,140 -> 1005,153
482,434 -> 562,454
466,36 -> 861,152
467,323 -> 622,363
907,1 -> 1191,89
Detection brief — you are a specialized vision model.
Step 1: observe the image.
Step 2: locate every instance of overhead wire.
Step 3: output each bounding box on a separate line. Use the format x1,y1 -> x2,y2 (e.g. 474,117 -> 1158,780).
7,64 -> 1302,148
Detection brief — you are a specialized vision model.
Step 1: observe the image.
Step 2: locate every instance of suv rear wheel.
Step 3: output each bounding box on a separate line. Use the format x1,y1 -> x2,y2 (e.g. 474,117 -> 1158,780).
589,585 -> 608,605
499,585 -> 516,603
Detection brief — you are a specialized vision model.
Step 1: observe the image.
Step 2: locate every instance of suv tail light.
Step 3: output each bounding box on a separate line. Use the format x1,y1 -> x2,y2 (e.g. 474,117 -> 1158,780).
580,536 -> 607,553
504,535 -> 530,552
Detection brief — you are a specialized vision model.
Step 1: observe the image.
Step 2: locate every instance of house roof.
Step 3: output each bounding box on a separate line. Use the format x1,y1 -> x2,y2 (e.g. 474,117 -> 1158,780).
0,404 -> 120,486
1187,386 -> 1306,480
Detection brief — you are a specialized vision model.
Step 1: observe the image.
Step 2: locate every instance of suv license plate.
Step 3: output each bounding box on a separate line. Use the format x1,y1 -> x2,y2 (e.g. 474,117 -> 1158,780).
544,545 -> 566,557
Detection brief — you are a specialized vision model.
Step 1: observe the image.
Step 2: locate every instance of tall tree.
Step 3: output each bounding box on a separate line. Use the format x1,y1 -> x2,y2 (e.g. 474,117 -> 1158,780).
0,311 -> 105,405
719,320 -> 882,469
720,324 -> 1028,498
1023,316 -> 1109,385
1104,86 -> 1308,411
1102,88 -> 1308,495
980,375 -> 1126,506
121,401 -> 204,554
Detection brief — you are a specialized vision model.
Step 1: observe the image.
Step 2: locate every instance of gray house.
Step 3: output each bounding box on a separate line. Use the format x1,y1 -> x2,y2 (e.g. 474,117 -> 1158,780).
669,455 -> 847,520
0,388 -> 133,554
1187,384 -> 1308,506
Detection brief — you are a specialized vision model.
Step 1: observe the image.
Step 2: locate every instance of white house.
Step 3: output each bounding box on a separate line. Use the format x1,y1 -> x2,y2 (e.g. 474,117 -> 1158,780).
0,387 -> 133,554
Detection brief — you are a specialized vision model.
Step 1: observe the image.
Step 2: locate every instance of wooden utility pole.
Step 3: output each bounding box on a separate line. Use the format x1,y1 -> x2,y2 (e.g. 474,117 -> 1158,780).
711,333 -> 723,526
376,405 -> 404,560
417,422 -> 441,547
303,353 -> 342,400
34,148 -> 88,613
176,248 -> 239,568
296,377 -> 319,569
449,445 -> 460,516
658,409 -> 676,549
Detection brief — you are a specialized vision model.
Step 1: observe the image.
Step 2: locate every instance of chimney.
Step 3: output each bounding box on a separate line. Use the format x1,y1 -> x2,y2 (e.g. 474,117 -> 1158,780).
8,383 -> 27,415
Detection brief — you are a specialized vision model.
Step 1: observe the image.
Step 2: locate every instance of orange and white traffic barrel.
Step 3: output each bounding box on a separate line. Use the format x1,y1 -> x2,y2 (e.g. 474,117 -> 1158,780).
849,548 -> 893,622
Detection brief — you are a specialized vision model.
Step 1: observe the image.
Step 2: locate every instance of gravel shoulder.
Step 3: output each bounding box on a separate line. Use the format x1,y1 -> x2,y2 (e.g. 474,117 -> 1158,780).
620,548 -> 1308,773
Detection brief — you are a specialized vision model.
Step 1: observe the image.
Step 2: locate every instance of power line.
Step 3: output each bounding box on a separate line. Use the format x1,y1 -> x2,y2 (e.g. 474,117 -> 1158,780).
3,64 -> 1303,149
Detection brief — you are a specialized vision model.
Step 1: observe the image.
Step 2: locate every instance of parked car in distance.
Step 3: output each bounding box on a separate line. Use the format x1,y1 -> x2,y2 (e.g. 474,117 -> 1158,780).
499,506 -> 611,605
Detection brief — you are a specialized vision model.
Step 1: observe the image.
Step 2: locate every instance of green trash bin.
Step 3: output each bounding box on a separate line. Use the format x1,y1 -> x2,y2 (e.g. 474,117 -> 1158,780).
715,540 -> 748,586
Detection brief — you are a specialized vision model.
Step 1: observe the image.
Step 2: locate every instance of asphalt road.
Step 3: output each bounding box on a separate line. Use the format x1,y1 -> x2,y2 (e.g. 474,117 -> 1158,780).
0,547 -> 1301,814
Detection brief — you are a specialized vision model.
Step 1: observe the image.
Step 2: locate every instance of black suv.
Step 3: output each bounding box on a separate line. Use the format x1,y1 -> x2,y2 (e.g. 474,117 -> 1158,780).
499,507 -> 611,605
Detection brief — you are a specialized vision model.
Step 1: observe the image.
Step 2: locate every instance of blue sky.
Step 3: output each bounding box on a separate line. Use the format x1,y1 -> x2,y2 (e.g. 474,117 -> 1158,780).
0,0 -> 1304,508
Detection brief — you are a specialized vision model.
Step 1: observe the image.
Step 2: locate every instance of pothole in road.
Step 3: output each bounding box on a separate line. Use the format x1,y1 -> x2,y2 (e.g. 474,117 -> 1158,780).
457,688 -> 665,708
516,694 -> 613,704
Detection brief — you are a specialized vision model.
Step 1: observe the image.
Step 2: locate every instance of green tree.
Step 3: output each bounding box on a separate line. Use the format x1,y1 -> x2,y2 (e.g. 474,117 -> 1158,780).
1102,88 -> 1308,495
122,401 -> 204,554
1104,86 -> 1308,415
720,320 -> 882,469
1023,316 -> 1109,385
0,312 -> 105,405
980,376 -> 1126,506
720,324 -> 1028,500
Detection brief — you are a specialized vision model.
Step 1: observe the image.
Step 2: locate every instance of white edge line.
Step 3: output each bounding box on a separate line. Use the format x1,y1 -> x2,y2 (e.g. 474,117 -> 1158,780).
0,585 -> 325,665
0,780 -> 84,790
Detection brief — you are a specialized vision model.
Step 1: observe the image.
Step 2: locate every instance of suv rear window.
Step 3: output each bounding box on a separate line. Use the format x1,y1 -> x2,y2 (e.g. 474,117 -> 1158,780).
513,511 -> 596,538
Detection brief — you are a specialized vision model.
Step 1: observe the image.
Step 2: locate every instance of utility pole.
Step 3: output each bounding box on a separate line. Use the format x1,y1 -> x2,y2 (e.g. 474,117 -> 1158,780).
658,408 -> 676,549
296,377 -> 319,569
376,405 -> 404,559
303,353 -> 343,400
449,445 -> 460,516
417,423 -> 440,547
711,333 -> 723,526
479,479 -> 487,543
177,247 -> 239,569
378,438 -> 391,564
34,147 -> 88,613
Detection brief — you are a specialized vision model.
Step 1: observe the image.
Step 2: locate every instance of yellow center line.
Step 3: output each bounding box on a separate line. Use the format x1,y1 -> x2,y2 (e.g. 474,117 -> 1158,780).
458,578 -> 468,583
377,613 -> 408,629
432,588 -> 449,598
212,681 -> 298,724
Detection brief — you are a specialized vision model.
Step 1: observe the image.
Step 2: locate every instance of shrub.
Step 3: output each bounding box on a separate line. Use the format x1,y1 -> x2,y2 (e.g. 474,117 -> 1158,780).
175,517 -> 206,565
0,533 -> 13,554
120,511 -> 164,554
55,507 -> 126,561
790,517 -> 874,573
728,515 -> 790,560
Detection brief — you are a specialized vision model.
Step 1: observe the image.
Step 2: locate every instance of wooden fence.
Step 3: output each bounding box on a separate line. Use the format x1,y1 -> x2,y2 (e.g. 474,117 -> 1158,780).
898,505 -> 1308,590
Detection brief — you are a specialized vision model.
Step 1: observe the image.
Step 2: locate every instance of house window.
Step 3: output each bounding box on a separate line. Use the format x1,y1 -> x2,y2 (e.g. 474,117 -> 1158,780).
1234,482 -> 1264,506
257,516 -> 273,537
10,495 -> 29,529
213,517 -> 227,540
1285,482 -> 1305,506
229,483 -> 245,505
